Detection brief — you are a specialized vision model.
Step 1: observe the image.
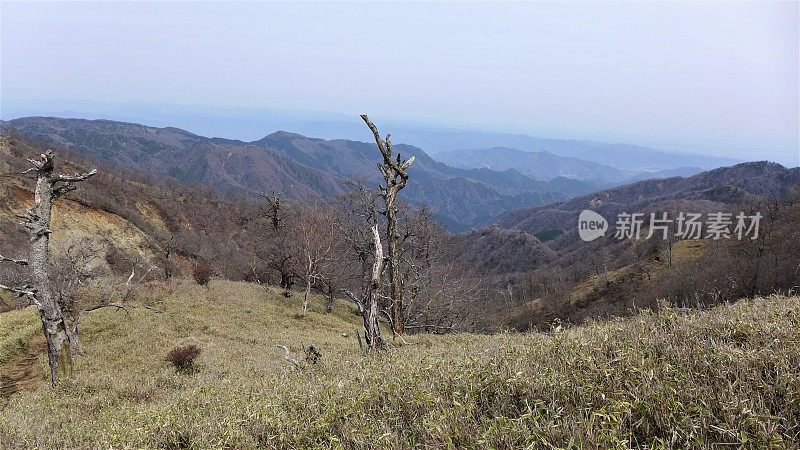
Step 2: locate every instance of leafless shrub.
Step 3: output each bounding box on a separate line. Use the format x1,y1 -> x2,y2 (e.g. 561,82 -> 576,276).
304,345 -> 322,364
192,262 -> 213,286
164,345 -> 201,373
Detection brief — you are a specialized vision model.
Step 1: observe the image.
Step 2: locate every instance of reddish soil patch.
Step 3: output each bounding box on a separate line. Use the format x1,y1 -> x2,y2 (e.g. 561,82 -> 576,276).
9,185 -> 32,204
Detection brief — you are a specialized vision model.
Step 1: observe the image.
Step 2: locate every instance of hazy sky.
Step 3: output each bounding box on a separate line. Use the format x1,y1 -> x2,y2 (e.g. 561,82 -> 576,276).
1,1 -> 798,164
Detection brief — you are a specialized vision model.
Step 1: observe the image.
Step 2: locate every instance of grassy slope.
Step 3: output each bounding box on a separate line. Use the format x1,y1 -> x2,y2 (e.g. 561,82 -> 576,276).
506,239 -> 712,329
0,308 -> 40,366
0,281 -> 798,449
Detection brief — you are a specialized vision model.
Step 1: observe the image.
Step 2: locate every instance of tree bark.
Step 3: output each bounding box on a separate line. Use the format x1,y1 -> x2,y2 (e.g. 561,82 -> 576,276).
323,284 -> 335,313
2,150 -> 96,386
302,263 -> 312,313
364,223 -> 384,348
385,187 -> 404,335
360,114 -> 414,335
31,175 -> 73,385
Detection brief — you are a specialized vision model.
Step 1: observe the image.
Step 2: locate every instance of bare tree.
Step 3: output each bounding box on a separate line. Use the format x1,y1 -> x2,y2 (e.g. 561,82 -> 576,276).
399,208 -> 483,332
292,206 -> 339,313
158,233 -> 174,280
0,150 -> 96,385
361,114 -> 414,335
339,180 -> 385,348
53,240 -> 153,358
49,238 -> 100,358
403,262 -> 482,333
249,193 -> 352,312
315,252 -> 355,313
254,191 -> 297,297
312,222 -> 355,313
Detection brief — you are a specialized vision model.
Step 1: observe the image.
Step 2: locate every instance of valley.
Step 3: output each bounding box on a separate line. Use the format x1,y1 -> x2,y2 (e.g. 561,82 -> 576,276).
2,2 -> 798,448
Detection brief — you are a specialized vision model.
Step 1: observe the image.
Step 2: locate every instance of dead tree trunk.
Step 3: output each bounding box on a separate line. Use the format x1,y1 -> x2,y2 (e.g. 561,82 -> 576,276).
161,235 -> 174,280
342,223 -> 385,349
365,223 -> 384,347
0,150 -> 96,386
323,284 -> 336,313
361,114 -> 414,335
257,191 -> 296,298
302,258 -> 313,313
340,179 -> 386,349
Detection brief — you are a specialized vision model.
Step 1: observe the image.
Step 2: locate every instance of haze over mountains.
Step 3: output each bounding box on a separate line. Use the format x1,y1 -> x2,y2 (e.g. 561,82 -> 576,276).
1,117 -> 591,231
1,100 -> 749,170
435,147 -> 708,185
3,112 -> 791,233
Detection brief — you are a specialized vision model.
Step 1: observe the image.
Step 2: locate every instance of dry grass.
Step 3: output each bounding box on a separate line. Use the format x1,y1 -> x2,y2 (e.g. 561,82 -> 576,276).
0,306 -> 40,366
571,239 -> 709,302
0,280 -> 798,449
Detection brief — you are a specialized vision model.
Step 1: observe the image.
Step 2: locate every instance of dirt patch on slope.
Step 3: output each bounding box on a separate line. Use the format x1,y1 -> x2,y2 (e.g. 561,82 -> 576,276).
0,335 -> 46,409
135,200 -> 169,231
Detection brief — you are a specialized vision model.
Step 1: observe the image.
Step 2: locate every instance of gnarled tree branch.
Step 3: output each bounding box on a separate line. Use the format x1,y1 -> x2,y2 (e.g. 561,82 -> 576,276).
0,253 -> 28,266
276,344 -> 302,370
360,114 -> 414,336
53,169 -> 98,183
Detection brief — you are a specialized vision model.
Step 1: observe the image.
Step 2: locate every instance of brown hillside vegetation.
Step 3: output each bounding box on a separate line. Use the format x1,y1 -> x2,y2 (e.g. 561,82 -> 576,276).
0,133 -> 487,334
0,133 -> 263,283
0,118 -> 593,231
454,162 -> 800,330
2,132 -> 798,332
493,197 -> 800,331
0,281 -> 798,448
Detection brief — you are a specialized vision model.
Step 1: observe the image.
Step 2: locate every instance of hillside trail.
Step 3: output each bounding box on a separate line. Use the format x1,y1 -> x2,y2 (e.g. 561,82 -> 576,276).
0,334 -> 46,409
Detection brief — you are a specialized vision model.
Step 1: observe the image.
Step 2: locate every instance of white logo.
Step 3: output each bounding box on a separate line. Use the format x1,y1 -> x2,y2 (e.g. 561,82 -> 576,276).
578,209 -> 608,242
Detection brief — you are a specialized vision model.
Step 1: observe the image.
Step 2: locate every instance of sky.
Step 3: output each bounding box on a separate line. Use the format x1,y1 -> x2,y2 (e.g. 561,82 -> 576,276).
1,1 -> 798,164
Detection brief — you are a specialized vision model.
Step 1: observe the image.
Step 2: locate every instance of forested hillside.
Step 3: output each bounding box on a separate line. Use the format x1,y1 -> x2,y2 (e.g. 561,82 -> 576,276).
1,117 -> 596,231
454,162 -> 800,328
2,131 -> 798,331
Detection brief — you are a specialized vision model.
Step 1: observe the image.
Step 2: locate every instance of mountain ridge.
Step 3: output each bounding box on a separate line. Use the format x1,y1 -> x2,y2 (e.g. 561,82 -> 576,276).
0,100 -> 749,168
492,160 -> 799,235
1,116 -> 593,231
435,146 -> 638,183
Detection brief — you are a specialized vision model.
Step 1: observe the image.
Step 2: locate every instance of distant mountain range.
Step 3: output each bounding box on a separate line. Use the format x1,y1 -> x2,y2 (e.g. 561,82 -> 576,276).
1,100 -> 747,170
451,160 -> 800,277
434,147 -> 706,185
3,118 -> 797,330
493,160 -> 799,236
1,117 -> 596,231
443,137 -> 740,172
